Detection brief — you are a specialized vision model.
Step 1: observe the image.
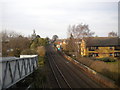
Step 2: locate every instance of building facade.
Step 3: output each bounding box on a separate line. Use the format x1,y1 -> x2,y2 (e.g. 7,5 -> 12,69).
81,37 -> 120,58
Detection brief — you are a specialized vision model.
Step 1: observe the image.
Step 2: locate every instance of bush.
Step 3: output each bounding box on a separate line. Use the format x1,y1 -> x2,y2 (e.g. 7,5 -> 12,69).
21,49 -> 37,55
98,57 -> 116,62
37,46 -> 46,57
38,56 -> 45,66
14,49 -> 21,57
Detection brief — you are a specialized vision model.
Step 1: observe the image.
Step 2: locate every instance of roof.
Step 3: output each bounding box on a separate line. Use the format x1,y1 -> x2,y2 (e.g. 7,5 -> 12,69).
83,37 -> 120,47
56,39 -> 70,43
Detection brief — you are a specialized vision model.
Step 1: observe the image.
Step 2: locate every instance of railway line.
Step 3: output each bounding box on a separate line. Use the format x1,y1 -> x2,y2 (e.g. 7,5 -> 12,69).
54,52 -> 104,88
46,49 -> 72,88
46,45 -> 107,88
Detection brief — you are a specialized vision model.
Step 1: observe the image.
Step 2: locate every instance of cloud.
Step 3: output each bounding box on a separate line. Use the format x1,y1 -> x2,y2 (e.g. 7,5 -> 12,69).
0,0 -> 118,38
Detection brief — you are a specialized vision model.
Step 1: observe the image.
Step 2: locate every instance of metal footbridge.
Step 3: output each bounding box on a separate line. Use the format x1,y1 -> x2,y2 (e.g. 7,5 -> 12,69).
0,55 -> 38,90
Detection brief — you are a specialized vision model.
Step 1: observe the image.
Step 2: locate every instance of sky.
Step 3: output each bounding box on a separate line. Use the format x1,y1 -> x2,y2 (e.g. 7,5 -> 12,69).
0,0 -> 119,39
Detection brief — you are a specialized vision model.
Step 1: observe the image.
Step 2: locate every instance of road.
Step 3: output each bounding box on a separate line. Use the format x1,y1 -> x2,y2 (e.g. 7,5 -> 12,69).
45,45 -> 107,88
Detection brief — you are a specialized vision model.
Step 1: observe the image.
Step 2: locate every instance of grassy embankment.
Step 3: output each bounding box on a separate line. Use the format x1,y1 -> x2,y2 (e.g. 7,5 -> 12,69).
76,56 -> 120,86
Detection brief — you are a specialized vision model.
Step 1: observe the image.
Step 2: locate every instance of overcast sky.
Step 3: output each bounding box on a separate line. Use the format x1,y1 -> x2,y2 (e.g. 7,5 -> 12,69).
0,0 -> 119,38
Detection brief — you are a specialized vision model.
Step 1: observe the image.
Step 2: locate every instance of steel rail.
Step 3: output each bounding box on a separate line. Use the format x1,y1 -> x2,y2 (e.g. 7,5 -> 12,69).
50,54 -> 72,88
46,53 -> 61,88
47,46 -> 72,88
55,53 -> 94,88
56,49 -> 106,88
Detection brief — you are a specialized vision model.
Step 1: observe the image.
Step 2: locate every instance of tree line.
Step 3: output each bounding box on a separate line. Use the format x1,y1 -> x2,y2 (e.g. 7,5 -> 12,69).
1,30 -> 49,57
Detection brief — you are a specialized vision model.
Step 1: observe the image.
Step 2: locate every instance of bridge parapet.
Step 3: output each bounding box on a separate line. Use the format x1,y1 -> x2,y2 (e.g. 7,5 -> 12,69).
0,55 -> 38,90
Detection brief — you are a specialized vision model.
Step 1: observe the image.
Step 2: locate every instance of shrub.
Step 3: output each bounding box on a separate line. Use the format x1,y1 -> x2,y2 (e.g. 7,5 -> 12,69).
30,42 -> 37,50
21,49 -> 37,55
98,57 -> 116,62
38,56 -> 45,66
37,46 -> 46,57
14,49 -> 21,57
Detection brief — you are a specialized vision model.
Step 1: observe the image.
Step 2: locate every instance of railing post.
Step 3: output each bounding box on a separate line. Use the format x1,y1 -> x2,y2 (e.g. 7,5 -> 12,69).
36,56 -> 39,68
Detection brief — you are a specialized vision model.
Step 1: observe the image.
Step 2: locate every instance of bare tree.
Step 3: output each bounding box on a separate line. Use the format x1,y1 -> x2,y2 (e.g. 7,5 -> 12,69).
68,24 -> 94,39
67,23 -> 95,57
66,33 -> 76,53
108,31 -> 117,37
1,30 -> 30,57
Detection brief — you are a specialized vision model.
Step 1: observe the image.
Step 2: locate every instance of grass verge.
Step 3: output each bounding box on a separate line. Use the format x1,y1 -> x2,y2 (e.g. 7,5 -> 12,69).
76,56 -> 120,86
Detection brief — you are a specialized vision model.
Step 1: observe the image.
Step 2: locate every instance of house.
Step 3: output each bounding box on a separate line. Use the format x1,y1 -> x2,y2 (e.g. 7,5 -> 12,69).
81,37 -> 120,58
54,39 -> 68,50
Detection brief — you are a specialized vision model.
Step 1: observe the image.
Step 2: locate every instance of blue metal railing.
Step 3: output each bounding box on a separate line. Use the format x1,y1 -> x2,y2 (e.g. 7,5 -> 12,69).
0,55 -> 38,90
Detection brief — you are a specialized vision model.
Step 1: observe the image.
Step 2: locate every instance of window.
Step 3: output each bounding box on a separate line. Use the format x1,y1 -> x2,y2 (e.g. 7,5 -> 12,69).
89,47 -> 95,51
96,46 -> 98,49
109,53 -> 113,56
110,47 -> 113,49
88,47 -> 99,51
89,53 -> 99,57
94,53 -> 99,57
89,53 -> 93,57
115,46 -> 120,50
96,53 -> 99,57
114,52 -> 120,57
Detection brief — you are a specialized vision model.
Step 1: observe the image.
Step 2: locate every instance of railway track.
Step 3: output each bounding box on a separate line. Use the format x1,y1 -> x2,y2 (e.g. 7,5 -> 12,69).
54,53 -> 104,88
46,50 -> 72,88
46,45 -> 107,88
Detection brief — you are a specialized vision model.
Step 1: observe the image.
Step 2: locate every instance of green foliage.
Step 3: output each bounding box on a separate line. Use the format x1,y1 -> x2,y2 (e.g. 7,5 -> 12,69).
30,37 -> 49,50
21,49 -> 37,55
30,42 -> 37,49
38,38 -> 46,46
38,56 -> 45,66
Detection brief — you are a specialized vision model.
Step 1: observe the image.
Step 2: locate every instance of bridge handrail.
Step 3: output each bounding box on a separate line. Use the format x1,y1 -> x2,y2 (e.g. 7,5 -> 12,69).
0,55 -> 38,90
0,56 -> 37,62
